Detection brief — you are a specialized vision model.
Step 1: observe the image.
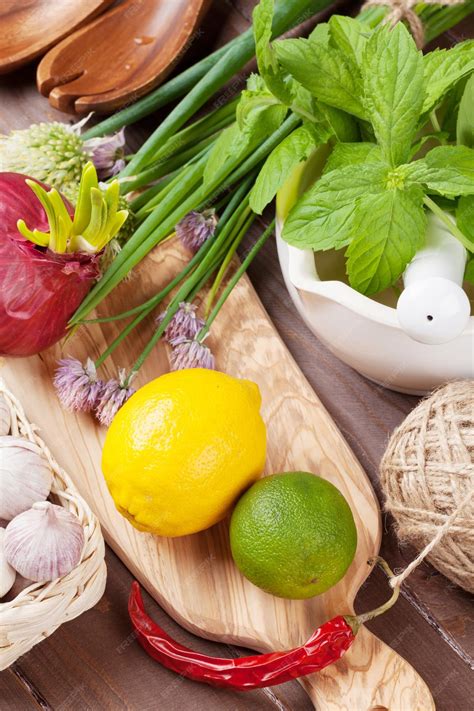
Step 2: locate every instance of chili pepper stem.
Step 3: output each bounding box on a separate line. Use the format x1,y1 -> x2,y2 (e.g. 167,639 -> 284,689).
345,557 -> 401,635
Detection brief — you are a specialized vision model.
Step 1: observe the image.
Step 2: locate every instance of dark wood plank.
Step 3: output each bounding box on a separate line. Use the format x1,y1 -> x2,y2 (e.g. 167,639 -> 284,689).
0,668 -> 44,711
6,549 -> 313,711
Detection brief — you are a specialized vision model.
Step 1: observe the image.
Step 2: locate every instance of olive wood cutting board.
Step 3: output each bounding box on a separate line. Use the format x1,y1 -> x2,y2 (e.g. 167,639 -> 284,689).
2,239 -> 434,710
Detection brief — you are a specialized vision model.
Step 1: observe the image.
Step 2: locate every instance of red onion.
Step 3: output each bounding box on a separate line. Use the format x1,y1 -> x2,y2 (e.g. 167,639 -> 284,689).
0,173 -> 100,357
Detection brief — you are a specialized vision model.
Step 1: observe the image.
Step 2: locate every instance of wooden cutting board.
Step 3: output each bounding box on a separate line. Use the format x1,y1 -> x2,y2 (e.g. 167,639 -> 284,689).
2,239 -> 434,710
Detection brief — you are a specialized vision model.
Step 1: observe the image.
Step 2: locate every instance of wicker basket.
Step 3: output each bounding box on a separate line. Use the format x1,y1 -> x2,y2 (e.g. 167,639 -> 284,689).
0,379 -> 107,670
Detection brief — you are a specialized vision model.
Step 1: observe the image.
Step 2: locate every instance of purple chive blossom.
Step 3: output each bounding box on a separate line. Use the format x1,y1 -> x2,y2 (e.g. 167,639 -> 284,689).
54,357 -> 105,412
83,128 -> 126,179
157,302 -> 205,346
176,210 -> 218,253
170,337 -> 215,371
94,369 -> 136,426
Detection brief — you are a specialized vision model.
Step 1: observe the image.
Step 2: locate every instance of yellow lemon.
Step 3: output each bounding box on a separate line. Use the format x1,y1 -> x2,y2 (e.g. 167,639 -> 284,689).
102,368 -> 267,536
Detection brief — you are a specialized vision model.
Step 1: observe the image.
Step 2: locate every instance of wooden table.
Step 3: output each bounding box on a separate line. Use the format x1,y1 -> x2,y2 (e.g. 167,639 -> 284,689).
1,2 -> 473,709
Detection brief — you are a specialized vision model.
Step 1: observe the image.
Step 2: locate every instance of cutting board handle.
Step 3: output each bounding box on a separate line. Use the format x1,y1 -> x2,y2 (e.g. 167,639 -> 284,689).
300,627 -> 434,710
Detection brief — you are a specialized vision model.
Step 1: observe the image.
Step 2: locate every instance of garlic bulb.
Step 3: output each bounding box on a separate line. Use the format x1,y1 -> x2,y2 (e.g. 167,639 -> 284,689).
0,527 -> 16,597
0,395 -> 10,436
0,436 -> 52,520
4,502 -> 85,582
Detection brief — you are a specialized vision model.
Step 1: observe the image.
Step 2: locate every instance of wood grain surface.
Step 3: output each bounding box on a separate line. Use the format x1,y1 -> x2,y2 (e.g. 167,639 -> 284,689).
0,1 -> 473,710
1,233 -> 435,709
37,0 -> 212,113
0,0 -> 115,74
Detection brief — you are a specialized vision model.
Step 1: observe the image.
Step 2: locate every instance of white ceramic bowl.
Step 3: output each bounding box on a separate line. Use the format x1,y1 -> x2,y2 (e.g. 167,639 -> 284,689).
275,163 -> 474,396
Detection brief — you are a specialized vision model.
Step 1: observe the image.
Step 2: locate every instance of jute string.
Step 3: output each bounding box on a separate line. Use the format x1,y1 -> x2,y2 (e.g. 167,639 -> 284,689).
380,380 -> 474,593
361,0 -> 466,47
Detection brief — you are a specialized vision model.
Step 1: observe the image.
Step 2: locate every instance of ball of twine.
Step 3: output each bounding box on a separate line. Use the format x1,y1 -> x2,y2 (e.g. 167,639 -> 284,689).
381,380 -> 474,593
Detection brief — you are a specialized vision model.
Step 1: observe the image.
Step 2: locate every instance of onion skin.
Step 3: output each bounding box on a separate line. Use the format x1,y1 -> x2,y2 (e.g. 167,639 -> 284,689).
0,173 -> 100,357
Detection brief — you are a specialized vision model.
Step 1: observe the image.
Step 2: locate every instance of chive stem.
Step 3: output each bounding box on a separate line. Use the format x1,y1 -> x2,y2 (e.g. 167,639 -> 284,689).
198,220 -> 275,340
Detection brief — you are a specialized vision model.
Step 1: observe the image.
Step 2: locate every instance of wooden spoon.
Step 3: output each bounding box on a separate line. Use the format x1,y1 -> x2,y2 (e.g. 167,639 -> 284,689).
0,0 -> 115,75
37,0 -> 212,114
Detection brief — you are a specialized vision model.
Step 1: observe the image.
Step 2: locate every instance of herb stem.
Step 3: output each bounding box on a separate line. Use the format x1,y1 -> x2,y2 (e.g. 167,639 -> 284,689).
423,195 -> 473,252
430,110 -> 441,134
198,220 -> 275,340
119,0 -> 334,179
204,210 -> 254,317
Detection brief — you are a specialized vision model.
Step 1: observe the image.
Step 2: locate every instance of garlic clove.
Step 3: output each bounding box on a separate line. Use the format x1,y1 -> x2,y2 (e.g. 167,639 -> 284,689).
0,395 -> 10,436
4,502 -> 85,583
0,527 -> 16,597
0,436 -> 53,520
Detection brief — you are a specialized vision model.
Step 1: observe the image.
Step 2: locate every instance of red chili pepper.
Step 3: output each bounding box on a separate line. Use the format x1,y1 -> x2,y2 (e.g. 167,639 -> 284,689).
129,582 -> 357,689
128,559 -> 399,690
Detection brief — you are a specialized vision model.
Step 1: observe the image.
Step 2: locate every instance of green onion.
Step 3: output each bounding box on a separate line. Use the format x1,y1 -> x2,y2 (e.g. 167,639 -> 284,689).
71,114 -> 299,324
119,0 -> 337,180
83,0 -> 334,142
94,180 -> 256,369
198,220 -> 275,341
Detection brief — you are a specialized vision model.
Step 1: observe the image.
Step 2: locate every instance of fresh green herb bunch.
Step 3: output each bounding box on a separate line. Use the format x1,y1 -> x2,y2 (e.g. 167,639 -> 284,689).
248,3 -> 474,295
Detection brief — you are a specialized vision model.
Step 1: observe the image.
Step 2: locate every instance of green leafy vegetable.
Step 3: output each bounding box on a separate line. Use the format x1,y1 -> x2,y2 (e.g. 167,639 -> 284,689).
250,125 -> 323,214
253,0 -> 294,105
274,38 -> 366,119
282,162 -> 389,250
405,145 -> 474,196
457,73 -> 474,147
203,124 -> 240,186
328,15 -> 368,68
422,41 -> 474,115
203,84 -> 287,188
457,195 -> 474,244
323,143 -> 381,174
346,186 -> 426,294
309,23 -> 329,46
464,255 -> 474,284
362,22 -> 424,166
317,103 -> 359,142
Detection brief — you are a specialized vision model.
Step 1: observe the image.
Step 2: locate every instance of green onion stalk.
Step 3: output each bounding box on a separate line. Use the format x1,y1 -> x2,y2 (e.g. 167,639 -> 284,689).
55,0 -> 473,425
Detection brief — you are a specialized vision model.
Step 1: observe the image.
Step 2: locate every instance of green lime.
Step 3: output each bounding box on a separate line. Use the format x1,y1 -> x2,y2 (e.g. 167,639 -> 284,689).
229,471 -> 357,599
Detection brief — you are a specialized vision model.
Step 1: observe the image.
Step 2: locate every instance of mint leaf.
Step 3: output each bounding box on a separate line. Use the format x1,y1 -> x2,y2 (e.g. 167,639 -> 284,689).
250,125 -> 322,214
346,186 -> 426,295
203,123 -> 241,186
457,73 -> 474,147
309,23 -> 329,46
282,163 -> 388,250
457,195 -> 474,245
362,23 -> 424,166
204,96 -> 286,189
317,103 -> 359,142
405,145 -> 474,197
274,38 -> 366,120
323,143 -> 381,174
236,81 -> 283,129
422,41 -> 474,114
253,0 -> 294,105
329,15 -> 368,68
464,255 -> 474,284
409,132 -> 449,160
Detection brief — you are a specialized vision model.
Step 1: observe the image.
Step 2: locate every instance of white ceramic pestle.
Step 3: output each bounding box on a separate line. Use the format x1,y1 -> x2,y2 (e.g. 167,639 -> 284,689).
397,212 -> 471,345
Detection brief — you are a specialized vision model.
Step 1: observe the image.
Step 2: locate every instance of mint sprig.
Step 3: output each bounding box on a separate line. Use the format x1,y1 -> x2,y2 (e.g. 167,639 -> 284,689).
272,18 -> 474,295
346,186 -> 426,295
